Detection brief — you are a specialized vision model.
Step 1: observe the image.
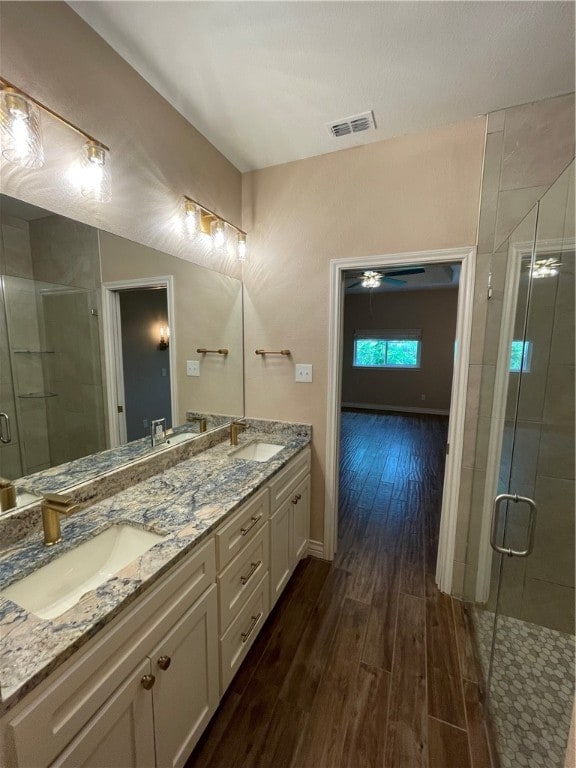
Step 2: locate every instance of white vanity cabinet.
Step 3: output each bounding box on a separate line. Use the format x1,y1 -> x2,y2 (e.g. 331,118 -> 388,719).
1,539 -> 219,768
269,448 -> 311,608
0,445 -> 311,768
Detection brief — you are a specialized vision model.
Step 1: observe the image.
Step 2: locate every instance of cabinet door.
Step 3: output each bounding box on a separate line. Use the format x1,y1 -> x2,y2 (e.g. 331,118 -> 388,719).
150,584 -> 219,768
292,474 -> 310,563
269,497 -> 292,608
51,659 -> 155,768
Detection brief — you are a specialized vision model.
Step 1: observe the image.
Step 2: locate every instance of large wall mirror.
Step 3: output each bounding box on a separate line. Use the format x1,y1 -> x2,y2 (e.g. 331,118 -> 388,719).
0,194 -> 244,491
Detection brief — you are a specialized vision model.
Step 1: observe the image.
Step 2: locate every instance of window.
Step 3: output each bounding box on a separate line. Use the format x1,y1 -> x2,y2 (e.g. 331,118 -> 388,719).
353,330 -> 421,369
510,340 -> 532,372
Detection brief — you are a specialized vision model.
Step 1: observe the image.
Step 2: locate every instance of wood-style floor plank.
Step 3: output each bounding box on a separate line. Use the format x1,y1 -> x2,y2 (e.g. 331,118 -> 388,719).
384,592 -> 427,768
428,716 -> 471,768
188,411 -> 494,768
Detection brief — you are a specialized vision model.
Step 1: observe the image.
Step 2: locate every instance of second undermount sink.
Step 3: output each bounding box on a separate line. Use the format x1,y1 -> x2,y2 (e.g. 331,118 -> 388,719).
229,440 -> 285,462
0,524 -> 165,620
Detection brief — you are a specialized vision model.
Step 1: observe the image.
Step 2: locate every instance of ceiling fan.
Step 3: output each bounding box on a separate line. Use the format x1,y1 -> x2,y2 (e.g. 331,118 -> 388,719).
348,267 -> 426,289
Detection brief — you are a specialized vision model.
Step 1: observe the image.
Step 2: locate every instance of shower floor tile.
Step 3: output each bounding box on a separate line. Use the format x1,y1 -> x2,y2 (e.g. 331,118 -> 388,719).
473,609 -> 575,768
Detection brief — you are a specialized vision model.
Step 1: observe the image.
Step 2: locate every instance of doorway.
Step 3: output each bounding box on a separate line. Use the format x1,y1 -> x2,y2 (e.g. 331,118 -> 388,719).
325,247 -> 476,593
102,276 -> 176,447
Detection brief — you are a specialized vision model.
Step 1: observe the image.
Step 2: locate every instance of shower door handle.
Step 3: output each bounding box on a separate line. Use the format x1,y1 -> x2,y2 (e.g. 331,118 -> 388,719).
490,493 -> 537,558
0,413 -> 11,444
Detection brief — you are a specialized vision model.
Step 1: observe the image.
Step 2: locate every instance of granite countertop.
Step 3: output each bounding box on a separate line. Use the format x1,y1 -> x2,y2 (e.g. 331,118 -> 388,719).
0,421 -> 311,715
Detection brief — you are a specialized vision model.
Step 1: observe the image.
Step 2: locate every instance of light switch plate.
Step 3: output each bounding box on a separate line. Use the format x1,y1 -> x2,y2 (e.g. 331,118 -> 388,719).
186,360 -> 200,377
295,364 -> 313,383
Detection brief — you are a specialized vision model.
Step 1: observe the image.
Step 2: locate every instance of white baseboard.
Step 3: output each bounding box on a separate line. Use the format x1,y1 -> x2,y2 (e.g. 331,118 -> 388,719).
342,401 -> 449,416
307,539 -> 327,559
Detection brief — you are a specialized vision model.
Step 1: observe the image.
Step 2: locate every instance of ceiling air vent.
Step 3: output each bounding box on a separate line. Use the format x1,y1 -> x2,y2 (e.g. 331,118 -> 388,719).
327,110 -> 376,139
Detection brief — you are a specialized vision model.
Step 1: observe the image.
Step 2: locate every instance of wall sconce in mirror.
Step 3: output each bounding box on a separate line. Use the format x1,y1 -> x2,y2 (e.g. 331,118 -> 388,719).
0,78 -> 111,202
183,195 -> 247,260
158,325 -> 169,351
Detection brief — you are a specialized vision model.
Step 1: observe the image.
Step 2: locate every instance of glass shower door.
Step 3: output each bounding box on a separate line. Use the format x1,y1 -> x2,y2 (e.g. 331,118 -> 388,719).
488,161 -> 575,768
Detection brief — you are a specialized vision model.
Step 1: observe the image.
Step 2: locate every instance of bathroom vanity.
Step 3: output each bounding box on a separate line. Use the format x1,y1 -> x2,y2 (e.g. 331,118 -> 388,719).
0,420 -> 311,768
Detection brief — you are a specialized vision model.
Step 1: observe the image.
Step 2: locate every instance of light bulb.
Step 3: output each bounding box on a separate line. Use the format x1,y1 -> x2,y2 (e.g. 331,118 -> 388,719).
361,271 -> 381,289
184,200 -> 200,235
0,88 -> 44,169
80,140 -> 111,202
211,219 -> 225,248
237,233 -> 247,261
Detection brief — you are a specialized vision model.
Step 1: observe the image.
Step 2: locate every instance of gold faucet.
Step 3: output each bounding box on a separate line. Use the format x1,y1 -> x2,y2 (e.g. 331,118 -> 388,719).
0,477 -> 17,512
187,415 -> 207,433
42,493 -> 80,546
230,420 -> 248,446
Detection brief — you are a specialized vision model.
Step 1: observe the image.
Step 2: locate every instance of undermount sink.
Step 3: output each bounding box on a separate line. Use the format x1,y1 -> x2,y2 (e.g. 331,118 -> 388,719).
229,440 -> 285,462
1,524 -> 165,620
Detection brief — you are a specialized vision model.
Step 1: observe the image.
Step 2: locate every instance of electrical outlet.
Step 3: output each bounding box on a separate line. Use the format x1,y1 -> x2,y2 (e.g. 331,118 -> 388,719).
187,360 -> 200,377
295,364 -> 313,383
421,394 -> 426,401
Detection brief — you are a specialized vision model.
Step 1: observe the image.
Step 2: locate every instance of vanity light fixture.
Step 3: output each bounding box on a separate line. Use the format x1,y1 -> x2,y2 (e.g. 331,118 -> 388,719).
0,78 -> 111,201
237,232 -> 247,261
158,325 -> 169,351
183,195 -> 247,260
0,87 -> 44,168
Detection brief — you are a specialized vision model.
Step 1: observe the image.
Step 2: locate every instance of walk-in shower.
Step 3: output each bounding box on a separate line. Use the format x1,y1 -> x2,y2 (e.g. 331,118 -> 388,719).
464,160 -> 575,767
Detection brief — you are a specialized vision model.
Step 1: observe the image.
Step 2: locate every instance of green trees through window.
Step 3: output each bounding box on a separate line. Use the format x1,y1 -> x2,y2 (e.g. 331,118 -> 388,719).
354,339 -> 420,368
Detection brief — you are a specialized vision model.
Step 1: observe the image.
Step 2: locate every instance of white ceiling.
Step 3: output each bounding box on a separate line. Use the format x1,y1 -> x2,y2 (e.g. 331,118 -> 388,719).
70,1 -> 575,172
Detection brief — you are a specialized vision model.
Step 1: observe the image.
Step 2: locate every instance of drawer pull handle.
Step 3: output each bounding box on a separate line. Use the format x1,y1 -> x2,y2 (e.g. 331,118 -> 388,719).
241,612 -> 263,643
240,560 -> 262,585
157,655 -> 171,671
141,674 -> 156,690
241,514 -> 262,536
291,494 -> 302,504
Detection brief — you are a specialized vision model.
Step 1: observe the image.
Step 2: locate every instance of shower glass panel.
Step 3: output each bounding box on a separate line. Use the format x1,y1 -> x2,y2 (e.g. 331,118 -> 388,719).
1,276 -> 106,477
477,161 -> 575,768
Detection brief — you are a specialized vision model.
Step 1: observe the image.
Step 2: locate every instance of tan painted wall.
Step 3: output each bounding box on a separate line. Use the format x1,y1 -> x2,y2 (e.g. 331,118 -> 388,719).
100,231 -> 244,424
0,1 -> 242,279
242,119 -> 486,541
342,288 -> 458,412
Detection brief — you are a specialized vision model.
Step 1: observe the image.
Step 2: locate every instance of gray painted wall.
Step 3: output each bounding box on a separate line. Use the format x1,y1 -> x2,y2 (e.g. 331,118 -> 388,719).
119,289 -> 172,441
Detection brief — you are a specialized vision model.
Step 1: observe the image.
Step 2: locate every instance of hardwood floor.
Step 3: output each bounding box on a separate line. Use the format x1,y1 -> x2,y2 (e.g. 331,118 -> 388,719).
187,411 -> 492,768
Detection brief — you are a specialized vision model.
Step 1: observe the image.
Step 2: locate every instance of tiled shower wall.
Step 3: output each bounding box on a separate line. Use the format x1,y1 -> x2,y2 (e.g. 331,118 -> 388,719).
452,92 -> 575,596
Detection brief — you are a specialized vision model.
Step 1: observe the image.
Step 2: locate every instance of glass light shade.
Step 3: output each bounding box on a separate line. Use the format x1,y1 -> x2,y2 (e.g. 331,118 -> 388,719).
211,219 -> 225,248
530,258 -> 560,279
237,233 -> 247,261
184,200 -> 200,235
0,89 -> 44,169
80,141 -> 111,202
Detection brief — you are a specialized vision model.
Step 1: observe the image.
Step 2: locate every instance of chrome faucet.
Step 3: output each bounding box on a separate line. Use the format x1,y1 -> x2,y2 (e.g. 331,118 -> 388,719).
230,420 -> 248,446
41,493 -> 80,546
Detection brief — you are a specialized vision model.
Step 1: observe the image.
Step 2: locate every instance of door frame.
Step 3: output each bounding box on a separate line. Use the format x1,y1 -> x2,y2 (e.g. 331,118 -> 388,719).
102,276 -> 176,448
325,246 -> 476,594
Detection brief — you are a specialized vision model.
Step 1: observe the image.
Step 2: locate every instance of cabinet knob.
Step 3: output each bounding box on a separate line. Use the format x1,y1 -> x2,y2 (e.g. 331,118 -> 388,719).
141,674 -> 156,690
157,655 -> 171,671
292,493 -> 302,504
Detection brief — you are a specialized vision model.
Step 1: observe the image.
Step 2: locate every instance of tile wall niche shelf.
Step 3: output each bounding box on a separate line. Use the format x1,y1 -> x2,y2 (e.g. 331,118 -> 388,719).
18,392 -> 58,399
13,350 -> 55,354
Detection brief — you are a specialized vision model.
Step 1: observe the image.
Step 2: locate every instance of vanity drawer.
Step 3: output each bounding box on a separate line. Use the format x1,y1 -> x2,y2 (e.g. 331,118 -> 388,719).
215,488 -> 269,570
219,572 -> 269,694
218,523 -> 269,634
268,448 -> 311,513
